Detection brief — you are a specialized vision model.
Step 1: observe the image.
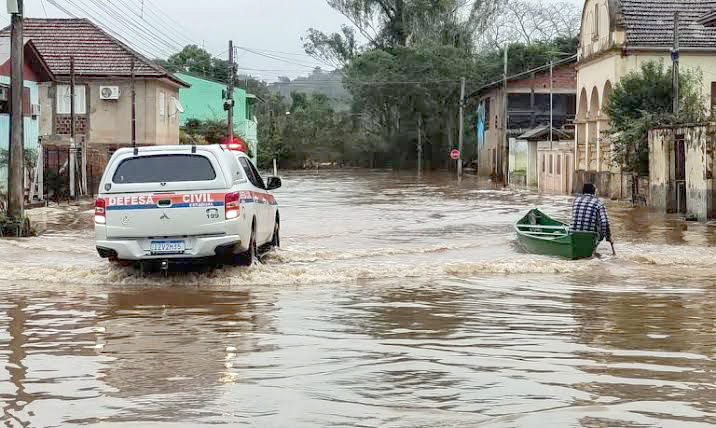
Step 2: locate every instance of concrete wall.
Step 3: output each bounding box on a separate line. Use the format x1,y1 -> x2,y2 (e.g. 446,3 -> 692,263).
649,125 -> 716,220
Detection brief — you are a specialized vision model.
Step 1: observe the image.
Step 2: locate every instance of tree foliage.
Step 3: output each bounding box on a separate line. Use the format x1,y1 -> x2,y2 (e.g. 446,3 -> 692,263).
156,45 -> 235,82
604,60 -> 707,173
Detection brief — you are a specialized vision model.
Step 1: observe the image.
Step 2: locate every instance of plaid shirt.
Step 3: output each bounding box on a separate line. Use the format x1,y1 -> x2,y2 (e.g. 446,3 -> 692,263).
572,194 -> 611,241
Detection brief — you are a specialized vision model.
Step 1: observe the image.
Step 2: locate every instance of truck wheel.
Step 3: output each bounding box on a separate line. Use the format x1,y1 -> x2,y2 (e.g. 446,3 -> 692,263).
239,223 -> 257,266
271,217 -> 280,248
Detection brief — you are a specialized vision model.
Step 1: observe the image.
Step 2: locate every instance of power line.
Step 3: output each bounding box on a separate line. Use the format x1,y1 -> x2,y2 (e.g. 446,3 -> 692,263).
81,0 -> 183,53
235,46 -> 319,69
121,0 -> 199,48
54,0 -> 176,58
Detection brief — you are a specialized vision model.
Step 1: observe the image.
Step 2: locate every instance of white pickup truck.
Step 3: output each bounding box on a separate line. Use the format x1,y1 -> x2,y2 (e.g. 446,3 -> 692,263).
94,145 -> 281,266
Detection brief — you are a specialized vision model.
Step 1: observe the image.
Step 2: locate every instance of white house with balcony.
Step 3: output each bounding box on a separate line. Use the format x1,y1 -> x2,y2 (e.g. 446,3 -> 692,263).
576,0 -> 716,197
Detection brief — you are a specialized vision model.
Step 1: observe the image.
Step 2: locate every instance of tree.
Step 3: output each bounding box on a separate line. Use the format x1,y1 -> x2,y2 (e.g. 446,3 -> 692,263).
479,0 -> 580,49
157,45 -> 235,82
604,60 -> 707,173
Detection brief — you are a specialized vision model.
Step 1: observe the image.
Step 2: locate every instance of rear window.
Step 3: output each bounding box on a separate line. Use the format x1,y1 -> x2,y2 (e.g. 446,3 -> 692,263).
112,154 -> 217,184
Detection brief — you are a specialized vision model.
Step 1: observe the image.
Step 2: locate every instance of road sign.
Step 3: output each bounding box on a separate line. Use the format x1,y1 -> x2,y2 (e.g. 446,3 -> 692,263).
450,148 -> 460,160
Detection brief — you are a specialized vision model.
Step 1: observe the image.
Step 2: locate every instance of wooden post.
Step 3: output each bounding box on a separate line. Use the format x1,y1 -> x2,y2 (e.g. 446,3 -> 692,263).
458,77 -> 465,178
503,44 -> 509,184
7,0 -> 24,220
227,40 -> 234,141
69,57 -> 76,199
672,11 -> 680,116
417,114 -> 423,174
131,58 -> 136,148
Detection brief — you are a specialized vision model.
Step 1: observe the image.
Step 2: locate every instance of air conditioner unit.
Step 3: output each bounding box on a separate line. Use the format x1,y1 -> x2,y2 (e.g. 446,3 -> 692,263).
0,86 -> 8,102
100,86 -> 120,100
31,103 -> 41,116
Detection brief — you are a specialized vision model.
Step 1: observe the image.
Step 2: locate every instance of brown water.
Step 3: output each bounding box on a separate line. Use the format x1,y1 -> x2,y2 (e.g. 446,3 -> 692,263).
1,170 -> 716,427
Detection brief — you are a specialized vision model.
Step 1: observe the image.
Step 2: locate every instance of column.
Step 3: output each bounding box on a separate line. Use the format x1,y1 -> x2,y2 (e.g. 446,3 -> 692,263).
596,118 -> 601,173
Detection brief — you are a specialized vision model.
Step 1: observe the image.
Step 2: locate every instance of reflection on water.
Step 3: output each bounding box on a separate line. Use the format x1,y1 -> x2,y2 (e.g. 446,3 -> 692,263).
0,170 -> 715,426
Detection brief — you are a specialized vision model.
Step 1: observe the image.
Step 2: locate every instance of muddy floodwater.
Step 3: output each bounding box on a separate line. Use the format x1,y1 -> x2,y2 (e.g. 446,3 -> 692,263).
2,170 -> 716,427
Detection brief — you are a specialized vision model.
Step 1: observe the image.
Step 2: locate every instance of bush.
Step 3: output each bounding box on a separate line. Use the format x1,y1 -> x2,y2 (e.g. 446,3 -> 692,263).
604,60 -> 707,173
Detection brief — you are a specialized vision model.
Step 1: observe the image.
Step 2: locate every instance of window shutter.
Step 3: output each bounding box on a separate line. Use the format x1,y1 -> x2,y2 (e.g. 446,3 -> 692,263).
56,85 -> 71,114
74,86 -> 86,115
159,91 -> 166,116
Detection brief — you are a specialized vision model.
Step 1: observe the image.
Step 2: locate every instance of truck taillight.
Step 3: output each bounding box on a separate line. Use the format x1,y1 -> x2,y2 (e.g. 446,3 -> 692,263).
95,198 -> 106,224
225,192 -> 240,219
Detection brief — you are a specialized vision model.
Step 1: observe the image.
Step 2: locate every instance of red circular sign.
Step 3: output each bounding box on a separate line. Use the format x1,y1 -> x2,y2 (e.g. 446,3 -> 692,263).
450,148 -> 460,160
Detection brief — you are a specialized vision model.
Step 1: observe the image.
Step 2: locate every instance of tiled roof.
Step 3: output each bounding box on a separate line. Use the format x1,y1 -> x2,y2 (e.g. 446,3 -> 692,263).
620,0 -> 716,48
0,18 -> 183,83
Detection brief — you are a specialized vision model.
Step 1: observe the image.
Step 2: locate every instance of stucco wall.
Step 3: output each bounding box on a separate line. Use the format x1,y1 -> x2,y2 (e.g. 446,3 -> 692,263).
648,128 -> 672,211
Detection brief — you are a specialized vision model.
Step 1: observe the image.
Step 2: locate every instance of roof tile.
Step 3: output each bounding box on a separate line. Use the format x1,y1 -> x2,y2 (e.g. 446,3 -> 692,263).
0,18 -> 171,78
621,0 -> 716,48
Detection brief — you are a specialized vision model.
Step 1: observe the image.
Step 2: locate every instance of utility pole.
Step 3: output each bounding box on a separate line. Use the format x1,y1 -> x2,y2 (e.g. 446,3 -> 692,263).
7,0 -> 24,221
69,57 -> 76,199
131,58 -> 136,148
672,11 -> 680,116
227,40 -> 235,141
458,77 -> 466,178
502,44 -> 509,184
550,60 -> 553,150
417,114 -> 423,175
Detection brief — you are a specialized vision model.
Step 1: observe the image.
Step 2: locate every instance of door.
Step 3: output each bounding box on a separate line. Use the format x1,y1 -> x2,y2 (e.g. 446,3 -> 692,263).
239,157 -> 271,244
675,136 -> 687,214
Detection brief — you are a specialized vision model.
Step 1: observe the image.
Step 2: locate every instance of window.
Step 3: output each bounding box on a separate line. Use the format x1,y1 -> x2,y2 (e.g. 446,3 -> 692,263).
549,155 -> 553,174
594,4 -> 599,39
159,91 -> 166,117
485,98 -> 491,129
112,154 -> 216,184
239,157 -> 266,189
556,155 -> 561,175
711,82 -> 716,114
56,85 -> 86,115
541,155 -> 545,173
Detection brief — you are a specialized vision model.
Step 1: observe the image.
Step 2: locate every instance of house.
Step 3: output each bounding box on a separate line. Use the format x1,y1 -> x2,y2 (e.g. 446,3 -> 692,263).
0,39 -> 54,193
470,58 -> 577,188
576,0 -> 716,197
0,18 -> 190,194
175,72 -> 258,164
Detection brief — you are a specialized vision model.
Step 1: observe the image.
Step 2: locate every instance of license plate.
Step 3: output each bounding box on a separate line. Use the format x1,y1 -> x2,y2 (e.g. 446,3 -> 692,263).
150,240 -> 185,254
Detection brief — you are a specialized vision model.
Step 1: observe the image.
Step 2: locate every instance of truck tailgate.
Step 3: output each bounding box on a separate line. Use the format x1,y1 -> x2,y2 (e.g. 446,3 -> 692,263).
104,191 -> 227,239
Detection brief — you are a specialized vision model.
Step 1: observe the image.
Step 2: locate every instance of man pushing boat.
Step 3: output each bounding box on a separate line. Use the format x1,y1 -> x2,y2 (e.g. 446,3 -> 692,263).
572,183 -> 614,254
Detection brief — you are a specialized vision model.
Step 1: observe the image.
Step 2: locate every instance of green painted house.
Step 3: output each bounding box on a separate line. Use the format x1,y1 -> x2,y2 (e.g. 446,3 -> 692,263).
175,72 -> 258,163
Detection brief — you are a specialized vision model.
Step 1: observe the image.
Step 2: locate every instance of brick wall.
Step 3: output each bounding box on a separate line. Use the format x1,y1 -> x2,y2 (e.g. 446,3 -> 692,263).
54,115 -> 89,136
508,63 -> 577,91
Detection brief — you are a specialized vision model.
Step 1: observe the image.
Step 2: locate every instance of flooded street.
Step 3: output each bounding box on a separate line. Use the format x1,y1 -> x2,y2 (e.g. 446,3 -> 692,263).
2,170 -> 716,427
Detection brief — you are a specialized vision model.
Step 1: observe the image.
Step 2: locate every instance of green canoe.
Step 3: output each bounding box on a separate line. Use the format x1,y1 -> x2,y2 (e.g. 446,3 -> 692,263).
514,209 -> 598,260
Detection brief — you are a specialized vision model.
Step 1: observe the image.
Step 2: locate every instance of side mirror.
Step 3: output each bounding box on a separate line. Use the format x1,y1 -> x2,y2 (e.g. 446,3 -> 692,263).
266,176 -> 282,190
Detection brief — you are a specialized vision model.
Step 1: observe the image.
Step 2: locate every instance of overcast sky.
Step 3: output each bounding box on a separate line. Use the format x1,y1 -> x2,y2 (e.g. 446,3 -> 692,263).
2,0 -> 584,82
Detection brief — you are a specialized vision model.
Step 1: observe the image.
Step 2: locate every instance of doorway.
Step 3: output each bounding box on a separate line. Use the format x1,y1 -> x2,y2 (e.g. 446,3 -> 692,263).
675,135 -> 686,214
